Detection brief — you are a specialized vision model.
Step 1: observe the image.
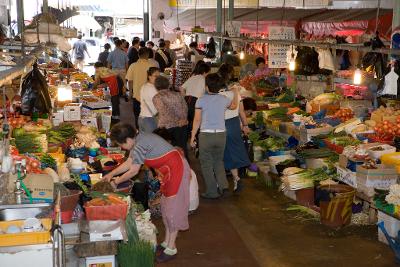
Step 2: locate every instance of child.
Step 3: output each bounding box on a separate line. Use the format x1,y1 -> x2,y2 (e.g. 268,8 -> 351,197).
190,73 -> 239,199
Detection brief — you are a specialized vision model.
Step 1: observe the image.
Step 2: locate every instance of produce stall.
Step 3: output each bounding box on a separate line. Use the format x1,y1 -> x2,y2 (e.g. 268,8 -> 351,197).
0,45 -> 157,267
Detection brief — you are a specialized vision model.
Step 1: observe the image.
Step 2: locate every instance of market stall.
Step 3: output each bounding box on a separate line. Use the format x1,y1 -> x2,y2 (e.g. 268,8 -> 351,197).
0,43 -> 157,267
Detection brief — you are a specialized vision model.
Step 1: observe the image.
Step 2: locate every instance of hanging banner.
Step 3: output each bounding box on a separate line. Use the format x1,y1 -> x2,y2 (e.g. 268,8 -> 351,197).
226,21 -> 242,37
268,26 -> 296,69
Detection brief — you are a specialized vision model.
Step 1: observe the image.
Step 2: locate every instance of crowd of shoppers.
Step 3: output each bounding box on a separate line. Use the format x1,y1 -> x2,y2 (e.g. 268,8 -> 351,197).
89,35 -> 255,264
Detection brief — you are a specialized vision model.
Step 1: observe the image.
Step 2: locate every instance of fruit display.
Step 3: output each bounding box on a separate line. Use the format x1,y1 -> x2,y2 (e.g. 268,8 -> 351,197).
333,108 -> 354,122
373,119 -> 400,140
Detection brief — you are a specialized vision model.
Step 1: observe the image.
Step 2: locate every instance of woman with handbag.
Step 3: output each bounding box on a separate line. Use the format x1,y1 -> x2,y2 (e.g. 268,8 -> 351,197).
138,67 -> 160,133
153,76 -> 189,158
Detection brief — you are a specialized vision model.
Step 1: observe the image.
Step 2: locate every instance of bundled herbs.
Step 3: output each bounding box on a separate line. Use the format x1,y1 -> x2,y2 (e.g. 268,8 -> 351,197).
255,136 -> 286,152
118,208 -> 155,267
14,133 -> 42,153
254,111 -> 264,127
263,107 -> 288,119
297,148 -> 336,159
40,153 -> 57,170
47,123 -> 76,144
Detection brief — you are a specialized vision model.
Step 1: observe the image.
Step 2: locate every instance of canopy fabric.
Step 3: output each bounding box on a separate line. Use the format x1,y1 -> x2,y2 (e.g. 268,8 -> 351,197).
68,15 -> 102,31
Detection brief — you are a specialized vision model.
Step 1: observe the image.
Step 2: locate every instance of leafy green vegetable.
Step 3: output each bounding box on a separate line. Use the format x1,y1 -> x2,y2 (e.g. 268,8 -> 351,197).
255,136 -> 286,152
40,154 -> 57,170
14,133 -> 42,153
254,111 -> 264,127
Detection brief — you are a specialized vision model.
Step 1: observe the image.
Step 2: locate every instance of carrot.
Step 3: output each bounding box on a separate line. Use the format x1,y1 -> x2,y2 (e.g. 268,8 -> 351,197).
107,194 -> 126,205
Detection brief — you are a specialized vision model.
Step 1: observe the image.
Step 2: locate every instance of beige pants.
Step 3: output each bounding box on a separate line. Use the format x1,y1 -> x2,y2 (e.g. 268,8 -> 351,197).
74,59 -> 84,71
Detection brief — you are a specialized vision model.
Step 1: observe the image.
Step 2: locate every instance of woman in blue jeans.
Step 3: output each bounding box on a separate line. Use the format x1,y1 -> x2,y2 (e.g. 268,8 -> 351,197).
190,73 -> 239,199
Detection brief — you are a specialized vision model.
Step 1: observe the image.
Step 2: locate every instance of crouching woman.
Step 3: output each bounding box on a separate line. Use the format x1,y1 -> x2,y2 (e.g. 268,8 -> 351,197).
103,123 -> 190,263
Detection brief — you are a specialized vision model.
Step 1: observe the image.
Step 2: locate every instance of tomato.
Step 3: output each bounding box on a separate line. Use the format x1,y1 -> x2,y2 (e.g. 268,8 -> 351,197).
30,161 -> 39,169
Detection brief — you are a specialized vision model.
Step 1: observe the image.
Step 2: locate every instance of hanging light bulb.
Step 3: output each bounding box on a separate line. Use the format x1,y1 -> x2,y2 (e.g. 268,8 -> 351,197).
57,83 -> 72,102
354,68 -> 362,85
288,45 -> 296,71
176,38 -> 181,45
239,51 -> 245,60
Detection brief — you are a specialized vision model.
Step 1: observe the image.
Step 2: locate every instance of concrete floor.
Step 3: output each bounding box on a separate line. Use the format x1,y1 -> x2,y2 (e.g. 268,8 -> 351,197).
118,98 -> 397,267
155,168 -> 397,267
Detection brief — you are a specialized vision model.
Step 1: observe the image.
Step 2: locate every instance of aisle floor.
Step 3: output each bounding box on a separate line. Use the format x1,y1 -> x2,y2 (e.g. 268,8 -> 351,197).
155,159 -> 396,267
118,99 -> 396,267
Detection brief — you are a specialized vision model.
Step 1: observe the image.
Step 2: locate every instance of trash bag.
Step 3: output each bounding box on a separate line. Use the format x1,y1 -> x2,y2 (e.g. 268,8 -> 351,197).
20,63 -> 52,115
362,34 -> 388,81
294,47 -> 320,75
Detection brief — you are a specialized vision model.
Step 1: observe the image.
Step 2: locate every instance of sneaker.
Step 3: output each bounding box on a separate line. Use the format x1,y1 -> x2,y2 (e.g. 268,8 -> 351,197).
156,251 -> 177,263
234,179 -> 244,194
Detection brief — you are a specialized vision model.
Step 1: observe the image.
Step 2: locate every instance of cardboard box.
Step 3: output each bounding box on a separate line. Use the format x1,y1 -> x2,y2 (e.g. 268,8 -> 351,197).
81,117 -> 98,130
87,220 -> 124,242
64,103 -> 82,121
52,111 -> 64,126
23,174 -> 54,203
356,165 -> 398,195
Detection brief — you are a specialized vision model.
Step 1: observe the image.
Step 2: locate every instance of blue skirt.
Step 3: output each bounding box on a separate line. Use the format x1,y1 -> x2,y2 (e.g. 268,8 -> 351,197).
224,116 -> 251,170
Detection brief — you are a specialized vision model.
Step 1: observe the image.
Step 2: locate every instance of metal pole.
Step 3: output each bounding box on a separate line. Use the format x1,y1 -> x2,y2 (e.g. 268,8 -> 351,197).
143,0 -> 149,41
43,0 -> 48,13
393,0 -> 400,31
216,0 -> 222,33
16,0 -> 24,56
228,0 -> 234,21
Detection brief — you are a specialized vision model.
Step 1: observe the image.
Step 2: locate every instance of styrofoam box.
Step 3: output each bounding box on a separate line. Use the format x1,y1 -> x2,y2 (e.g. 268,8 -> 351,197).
81,117 -> 98,130
283,189 -> 296,201
64,103 -> 82,121
88,220 -> 123,242
336,165 -> 357,188
86,255 -> 115,267
367,144 -> 397,160
377,211 -> 400,245
52,111 -> 64,126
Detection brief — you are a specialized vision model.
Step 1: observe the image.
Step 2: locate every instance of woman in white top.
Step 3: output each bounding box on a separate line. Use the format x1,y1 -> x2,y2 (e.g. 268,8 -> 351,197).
138,67 -> 160,133
182,62 -> 211,133
218,64 -> 251,193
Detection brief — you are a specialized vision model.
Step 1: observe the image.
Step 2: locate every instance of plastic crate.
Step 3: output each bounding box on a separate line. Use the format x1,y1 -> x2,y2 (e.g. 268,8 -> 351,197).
85,203 -> 128,221
0,218 -> 52,247
378,211 -> 400,245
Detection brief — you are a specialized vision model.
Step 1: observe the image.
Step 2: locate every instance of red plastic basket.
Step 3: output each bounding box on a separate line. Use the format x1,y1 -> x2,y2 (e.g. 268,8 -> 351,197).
85,203 -> 128,221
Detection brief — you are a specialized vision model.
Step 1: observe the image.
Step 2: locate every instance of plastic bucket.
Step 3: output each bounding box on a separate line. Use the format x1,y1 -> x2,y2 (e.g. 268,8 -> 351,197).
295,187 -> 315,207
319,184 -> 355,228
61,210 -> 73,224
61,190 -> 82,211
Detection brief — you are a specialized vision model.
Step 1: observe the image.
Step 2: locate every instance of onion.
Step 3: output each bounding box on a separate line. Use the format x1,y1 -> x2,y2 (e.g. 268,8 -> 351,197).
30,161 -> 39,169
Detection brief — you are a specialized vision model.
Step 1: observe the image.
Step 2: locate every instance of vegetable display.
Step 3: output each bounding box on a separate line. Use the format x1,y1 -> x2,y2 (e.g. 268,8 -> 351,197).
372,119 -> 400,141
47,123 -> 76,144
333,108 -> 354,122
281,167 -> 334,191
14,133 -> 42,153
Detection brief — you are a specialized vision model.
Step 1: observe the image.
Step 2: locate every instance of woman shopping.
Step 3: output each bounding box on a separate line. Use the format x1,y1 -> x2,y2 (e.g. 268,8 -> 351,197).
138,67 -> 160,133
218,64 -> 251,192
103,123 -> 190,263
153,76 -> 189,158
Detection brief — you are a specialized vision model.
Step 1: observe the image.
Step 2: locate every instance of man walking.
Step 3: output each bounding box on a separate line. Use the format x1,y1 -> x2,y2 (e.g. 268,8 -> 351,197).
128,38 -> 140,66
72,35 -> 90,71
107,39 -> 129,81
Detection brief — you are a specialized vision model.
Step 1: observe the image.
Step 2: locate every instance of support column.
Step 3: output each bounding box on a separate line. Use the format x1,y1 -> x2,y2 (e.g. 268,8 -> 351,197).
216,0 -> 222,33
228,0 -> 234,21
143,0 -> 150,41
43,0 -> 48,13
393,0 -> 400,31
16,0 -> 24,56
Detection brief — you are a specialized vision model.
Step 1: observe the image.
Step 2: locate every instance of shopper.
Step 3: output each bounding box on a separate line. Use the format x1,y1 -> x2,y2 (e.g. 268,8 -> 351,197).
155,41 -> 172,72
153,76 -> 189,158
185,41 -> 201,61
218,64 -> 251,192
190,73 -> 239,198
72,35 -> 90,71
255,57 -> 270,77
182,63 -> 211,132
165,40 -> 177,67
121,39 -> 129,53
128,38 -> 140,66
104,123 -> 190,263
205,37 -> 217,58
93,62 -> 123,123
107,39 -> 129,81
138,67 -> 160,133
147,48 -> 160,68
98,43 -> 111,67
126,47 -> 154,127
